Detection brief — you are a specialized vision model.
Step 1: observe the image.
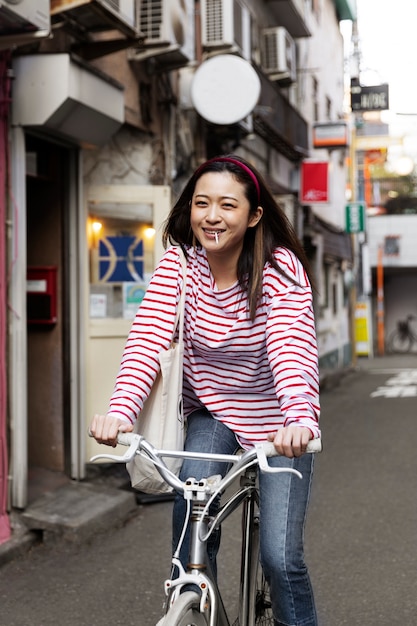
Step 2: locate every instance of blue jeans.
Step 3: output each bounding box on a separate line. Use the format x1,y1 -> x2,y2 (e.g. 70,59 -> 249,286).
172,409 -> 318,626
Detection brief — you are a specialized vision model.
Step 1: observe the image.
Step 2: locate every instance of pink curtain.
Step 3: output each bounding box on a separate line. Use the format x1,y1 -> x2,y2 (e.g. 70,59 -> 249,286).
0,50 -> 11,544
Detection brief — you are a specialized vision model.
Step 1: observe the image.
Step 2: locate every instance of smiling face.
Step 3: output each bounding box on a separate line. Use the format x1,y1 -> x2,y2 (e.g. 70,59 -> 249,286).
190,171 -> 262,261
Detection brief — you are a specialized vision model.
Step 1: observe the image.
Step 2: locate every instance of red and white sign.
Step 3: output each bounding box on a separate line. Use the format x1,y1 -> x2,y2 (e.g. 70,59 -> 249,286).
300,161 -> 329,204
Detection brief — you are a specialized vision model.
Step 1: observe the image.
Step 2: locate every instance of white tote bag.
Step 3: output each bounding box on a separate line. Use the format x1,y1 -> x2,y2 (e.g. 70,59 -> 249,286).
126,249 -> 186,494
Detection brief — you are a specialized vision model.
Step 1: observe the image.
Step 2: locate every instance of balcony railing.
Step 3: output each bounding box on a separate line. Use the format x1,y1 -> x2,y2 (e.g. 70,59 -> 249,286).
264,0 -> 311,38
254,71 -> 309,162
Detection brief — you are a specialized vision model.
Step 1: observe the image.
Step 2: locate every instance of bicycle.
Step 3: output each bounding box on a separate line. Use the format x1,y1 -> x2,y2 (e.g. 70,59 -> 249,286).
90,433 -> 322,626
387,314 -> 417,353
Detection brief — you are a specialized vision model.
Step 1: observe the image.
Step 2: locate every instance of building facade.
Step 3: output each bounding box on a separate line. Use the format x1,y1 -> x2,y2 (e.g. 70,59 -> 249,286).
0,0 -> 356,541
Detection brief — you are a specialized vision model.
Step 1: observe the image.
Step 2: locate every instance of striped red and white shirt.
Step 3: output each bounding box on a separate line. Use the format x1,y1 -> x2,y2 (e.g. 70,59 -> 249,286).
107,245 -> 320,448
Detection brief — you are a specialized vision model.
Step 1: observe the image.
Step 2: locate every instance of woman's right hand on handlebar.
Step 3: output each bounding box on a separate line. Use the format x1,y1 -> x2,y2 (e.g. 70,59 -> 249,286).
90,413 -> 134,447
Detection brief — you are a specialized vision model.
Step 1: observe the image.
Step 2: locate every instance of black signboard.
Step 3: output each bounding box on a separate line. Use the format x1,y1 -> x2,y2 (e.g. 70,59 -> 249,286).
350,83 -> 389,112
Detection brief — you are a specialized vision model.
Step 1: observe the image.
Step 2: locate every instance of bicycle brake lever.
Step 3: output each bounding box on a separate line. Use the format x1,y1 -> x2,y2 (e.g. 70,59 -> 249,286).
255,444 -> 303,478
90,433 -> 142,463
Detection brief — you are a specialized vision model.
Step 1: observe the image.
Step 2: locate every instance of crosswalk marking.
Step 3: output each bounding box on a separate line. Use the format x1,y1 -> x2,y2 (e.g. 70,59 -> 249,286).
370,369 -> 417,398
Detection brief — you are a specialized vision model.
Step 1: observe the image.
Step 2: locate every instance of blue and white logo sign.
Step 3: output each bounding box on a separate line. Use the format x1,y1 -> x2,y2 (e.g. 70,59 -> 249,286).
98,236 -> 144,282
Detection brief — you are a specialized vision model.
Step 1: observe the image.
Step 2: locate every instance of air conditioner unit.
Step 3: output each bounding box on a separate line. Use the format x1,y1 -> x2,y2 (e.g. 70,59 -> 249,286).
201,0 -> 251,60
0,0 -> 50,37
51,0 -> 137,38
261,27 -> 296,85
130,0 -> 194,67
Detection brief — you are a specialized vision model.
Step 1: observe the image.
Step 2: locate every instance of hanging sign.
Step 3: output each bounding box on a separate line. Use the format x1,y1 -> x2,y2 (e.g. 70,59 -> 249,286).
300,161 -> 329,204
312,122 -> 349,149
351,83 -> 389,112
345,202 -> 366,233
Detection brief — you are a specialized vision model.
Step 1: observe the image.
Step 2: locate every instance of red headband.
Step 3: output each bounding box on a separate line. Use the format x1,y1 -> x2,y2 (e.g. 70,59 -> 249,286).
196,157 -> 261,204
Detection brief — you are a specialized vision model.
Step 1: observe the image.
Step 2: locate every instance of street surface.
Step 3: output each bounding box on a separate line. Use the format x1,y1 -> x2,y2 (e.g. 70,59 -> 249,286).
1,355 -> 416,625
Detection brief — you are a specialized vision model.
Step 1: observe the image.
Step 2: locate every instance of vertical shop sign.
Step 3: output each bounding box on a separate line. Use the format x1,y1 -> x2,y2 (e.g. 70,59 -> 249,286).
300,161 -> 329,204
345,202 -> 366,233
355,301 -> 372,356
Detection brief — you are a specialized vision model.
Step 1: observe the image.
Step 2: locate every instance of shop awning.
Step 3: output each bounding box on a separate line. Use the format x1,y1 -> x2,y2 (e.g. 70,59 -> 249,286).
334,0 -> 357,21
310,214 -> 353,262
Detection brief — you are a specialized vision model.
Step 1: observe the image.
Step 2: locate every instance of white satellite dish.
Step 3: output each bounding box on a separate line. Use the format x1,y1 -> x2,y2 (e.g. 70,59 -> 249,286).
191,54 -> 261,125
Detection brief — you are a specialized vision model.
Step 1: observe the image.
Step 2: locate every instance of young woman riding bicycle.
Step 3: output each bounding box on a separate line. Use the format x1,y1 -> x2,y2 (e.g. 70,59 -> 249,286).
90,155 -> 321,626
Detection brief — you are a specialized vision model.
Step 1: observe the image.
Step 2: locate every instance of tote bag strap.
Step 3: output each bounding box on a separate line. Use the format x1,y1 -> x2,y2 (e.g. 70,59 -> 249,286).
174,246 -> 187,345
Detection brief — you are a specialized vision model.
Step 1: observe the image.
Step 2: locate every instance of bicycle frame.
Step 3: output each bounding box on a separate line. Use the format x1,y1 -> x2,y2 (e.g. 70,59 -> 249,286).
90,434 -> 321,626
162,465 -> 262,626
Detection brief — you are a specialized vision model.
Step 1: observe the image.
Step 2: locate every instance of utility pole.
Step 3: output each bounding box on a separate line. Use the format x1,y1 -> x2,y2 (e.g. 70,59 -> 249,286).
348,19 -> 374,361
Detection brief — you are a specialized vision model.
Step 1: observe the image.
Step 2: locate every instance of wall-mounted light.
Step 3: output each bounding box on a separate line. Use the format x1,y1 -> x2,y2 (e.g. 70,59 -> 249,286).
144,227 -> 156,239
88,218 -> 103,249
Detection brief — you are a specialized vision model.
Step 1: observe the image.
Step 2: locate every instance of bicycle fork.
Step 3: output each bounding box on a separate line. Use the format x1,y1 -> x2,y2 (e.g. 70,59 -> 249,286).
165,477 -> 230,626
238,468 -> 260,626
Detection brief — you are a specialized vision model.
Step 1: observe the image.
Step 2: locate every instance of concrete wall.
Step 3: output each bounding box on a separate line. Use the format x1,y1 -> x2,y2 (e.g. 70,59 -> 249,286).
297,1 -> 347,230
368,214 -> 417,268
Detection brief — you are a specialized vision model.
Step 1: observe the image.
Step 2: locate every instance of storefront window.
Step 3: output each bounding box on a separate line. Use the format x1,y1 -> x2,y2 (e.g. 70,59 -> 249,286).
87,206 -> 156,320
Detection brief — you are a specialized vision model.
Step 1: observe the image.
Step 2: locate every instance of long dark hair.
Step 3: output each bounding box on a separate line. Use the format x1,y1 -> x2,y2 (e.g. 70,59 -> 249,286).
163,154 -> 314,320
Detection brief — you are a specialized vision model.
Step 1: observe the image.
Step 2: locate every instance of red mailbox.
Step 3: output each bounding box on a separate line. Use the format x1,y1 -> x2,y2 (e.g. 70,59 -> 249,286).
27,266 -> 57,326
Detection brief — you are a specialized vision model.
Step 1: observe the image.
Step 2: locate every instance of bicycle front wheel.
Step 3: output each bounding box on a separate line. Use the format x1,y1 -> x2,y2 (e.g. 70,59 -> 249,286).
235,489 -> 274,626
387,330 -> 412,353
233,555 -> 274,626
254,569 -> 274,626
157,591 -> 209,626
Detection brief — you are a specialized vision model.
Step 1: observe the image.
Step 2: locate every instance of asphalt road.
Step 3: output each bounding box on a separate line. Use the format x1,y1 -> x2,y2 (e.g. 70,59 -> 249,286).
306,355 -> 417,625
1,355 -> 416,625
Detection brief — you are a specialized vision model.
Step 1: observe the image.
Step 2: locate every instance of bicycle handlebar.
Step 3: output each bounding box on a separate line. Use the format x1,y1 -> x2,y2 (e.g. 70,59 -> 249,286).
91,432 -> 321,462
261,438 -> 322,456
89,432 -> 322,494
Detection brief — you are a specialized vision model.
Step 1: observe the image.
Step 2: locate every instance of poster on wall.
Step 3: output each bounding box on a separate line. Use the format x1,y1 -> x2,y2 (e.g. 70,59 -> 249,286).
123,282 -> 148,319
122,273 -> 152,319
90,293 -> 107,318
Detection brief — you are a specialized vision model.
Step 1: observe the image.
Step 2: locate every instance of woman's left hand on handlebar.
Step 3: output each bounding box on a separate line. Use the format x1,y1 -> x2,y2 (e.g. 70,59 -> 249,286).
90,413 -> 134,447
267,425 -> 313,458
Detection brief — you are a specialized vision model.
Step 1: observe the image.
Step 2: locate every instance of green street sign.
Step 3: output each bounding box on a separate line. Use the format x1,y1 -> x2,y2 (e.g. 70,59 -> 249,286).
345,202 -> 366,233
